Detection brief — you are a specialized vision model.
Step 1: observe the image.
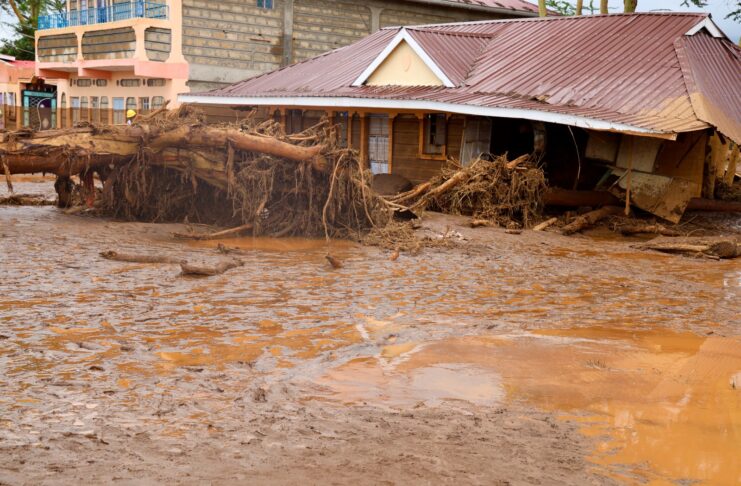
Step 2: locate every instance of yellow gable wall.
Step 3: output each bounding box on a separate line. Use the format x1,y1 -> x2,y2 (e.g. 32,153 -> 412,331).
365,41 -> 443,86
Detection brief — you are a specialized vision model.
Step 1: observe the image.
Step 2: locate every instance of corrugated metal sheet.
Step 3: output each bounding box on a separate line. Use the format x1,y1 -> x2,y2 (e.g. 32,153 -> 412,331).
676,31 -> 741,143
189,13 -> 739,139
408,29 -> 490,84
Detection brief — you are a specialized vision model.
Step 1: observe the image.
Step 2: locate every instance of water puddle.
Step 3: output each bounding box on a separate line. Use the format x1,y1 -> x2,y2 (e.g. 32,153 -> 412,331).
316,328 -> 741,484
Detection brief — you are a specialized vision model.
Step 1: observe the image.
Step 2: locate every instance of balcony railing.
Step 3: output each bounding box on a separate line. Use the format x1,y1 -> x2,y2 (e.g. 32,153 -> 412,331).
38,1 -> 168,30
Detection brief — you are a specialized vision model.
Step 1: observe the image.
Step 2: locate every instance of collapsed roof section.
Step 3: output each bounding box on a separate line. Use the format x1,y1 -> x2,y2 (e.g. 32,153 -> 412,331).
181,13 -> 741,144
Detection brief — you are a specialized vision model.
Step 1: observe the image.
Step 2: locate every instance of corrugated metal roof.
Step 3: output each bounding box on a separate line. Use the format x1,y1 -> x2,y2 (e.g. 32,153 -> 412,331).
186,13 -> 740,141
675,31 -> 741,143
407,0 -> 540,14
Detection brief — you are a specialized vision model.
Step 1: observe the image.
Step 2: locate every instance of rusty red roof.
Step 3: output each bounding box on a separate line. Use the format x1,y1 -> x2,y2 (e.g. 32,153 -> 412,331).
182,13 -> 741,142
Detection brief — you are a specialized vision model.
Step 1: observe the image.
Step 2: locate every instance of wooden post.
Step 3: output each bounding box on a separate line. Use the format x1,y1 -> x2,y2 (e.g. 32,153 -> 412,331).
726,143 -> 739,185
347,111 -> 354,150
387,114 -> 395,174
359,112 -> 368,165
625,136 -> 633,216
416,113 -> 425,158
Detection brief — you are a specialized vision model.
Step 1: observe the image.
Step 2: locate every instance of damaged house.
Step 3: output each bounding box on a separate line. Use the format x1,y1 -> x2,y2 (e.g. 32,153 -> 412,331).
180,12 -> 741,222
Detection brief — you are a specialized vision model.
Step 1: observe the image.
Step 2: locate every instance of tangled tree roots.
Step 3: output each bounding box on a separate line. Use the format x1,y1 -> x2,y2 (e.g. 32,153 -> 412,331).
389,155 -> 547,228
102,112 -> 391,238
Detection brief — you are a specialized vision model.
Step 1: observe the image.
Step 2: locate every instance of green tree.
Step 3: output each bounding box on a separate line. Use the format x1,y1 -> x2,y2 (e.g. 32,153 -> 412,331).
0,0 -> 65,60
546,0 -> 576,15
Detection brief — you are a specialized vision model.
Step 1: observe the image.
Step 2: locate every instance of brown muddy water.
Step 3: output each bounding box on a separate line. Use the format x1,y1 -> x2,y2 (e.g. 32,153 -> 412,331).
0,191 -> 739,485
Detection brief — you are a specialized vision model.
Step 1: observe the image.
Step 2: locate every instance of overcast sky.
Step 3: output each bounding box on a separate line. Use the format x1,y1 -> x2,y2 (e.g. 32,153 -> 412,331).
1,1 -> 738,44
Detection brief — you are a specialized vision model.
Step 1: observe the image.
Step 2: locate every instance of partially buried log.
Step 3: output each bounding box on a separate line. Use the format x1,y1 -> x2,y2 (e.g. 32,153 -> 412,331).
634,237 -> 740,259
180,259 -> 244,276
562,206 -> 622,235
618,223 -> 682,237
533,217 -> 558,232
173,223 -> 254,241
100,250 -> 185,264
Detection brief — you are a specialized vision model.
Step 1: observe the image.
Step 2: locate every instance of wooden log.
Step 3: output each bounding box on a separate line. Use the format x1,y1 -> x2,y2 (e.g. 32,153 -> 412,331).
470,219 -> 493,228
411,169 -> 471,210
505,154 -> 529,170
325,254 -> 343,269
686,198 -> 741,213
562,206 -> 622,235
533,217 -> 558,232
100,250 -> 185,264
390,181 -> 432,204
173,223 -> 254,241
618,224 -> 682,237
634,238 -> 740,259
180,259 -> 243,276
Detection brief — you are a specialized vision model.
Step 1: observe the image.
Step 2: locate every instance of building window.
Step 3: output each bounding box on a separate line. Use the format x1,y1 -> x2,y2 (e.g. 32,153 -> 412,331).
151,96 -> 164,109
76,78 -> 92,88
80,96 -> 89,121
120,79 -> 141,88
139,97 -> 150,112
285,109 -> 302,134
421,113 -> 446,156
146,78 -> 166,87
257,0 -> 273,9
60,93 -> 66,109
91,96 -> 99,123
368,115 -> 390,174
113,97 -> 124,124
334,112 -> 349,148
71,97 -> 80,123
95,79 -> 107,87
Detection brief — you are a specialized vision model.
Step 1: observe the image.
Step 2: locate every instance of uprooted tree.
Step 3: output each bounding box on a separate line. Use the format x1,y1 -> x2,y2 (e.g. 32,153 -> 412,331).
1,106 -> 550,243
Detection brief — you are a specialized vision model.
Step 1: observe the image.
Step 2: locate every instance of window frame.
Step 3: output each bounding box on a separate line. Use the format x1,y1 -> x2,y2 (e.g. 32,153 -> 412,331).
257,0 -> 274,9
418,113 -> 447,160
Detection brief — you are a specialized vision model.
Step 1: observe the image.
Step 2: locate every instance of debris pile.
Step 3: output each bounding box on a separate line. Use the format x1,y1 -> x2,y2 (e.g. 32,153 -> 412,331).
386,154 -> 547,228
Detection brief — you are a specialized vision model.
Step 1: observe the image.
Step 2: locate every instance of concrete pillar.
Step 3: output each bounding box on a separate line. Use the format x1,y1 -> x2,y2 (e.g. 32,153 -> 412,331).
370,6 -> 383,33
282,0 -> 294,67
133,24 -> 148,61
166,0 -> 186,63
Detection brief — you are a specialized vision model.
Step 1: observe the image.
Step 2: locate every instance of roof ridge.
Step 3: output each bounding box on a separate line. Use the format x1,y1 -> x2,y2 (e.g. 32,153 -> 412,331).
406,27 -> 495,38
409,11 -> 710,29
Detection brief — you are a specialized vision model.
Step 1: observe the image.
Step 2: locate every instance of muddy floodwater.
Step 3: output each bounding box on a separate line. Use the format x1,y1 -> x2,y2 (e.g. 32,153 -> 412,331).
1,187 -> 739,484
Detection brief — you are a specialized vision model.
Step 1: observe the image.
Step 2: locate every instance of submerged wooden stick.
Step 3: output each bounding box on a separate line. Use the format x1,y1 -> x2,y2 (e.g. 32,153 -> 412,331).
100,250 -> 185,264
173,223 -> 254,241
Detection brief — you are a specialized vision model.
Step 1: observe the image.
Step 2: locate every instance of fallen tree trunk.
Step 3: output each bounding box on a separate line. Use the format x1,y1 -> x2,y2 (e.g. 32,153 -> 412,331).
180,259 -> 244,276
562,206 -> 622,235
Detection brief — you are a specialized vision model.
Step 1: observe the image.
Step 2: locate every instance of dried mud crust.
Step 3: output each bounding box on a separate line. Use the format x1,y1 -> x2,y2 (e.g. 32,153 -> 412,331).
0,394 -> 605,486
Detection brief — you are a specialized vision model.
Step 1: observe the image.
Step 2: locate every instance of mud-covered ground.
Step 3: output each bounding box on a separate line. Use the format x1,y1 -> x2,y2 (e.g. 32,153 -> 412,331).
1,180 -> 739,485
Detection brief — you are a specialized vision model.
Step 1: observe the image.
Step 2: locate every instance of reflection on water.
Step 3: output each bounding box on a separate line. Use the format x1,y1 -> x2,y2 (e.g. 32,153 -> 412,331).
315,329 -> 741,485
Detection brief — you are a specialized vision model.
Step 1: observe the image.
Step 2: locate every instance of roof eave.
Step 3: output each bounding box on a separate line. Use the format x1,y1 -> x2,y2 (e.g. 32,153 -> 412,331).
178,94 -> 678,140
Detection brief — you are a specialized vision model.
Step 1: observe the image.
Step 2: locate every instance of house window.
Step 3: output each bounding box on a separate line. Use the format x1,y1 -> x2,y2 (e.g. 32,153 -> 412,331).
113,97 -> 124,124
91,96 -> 99,123
126,97 -> 137,111
139,97 -> 150,112
95,79 -> 107,87
152,96 -> 164,109
334,112 -> 349,147
146,78 -> 166,87
286,109 -> 302,134
120,79 -> 141,88
422,113 -> 446,156
80,96 -> 89,121
368,115 -> 390,174
257,0 -> 273,9
71,96 -> 80,123
6,93 -> 15,120
76,78 -> 92,88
